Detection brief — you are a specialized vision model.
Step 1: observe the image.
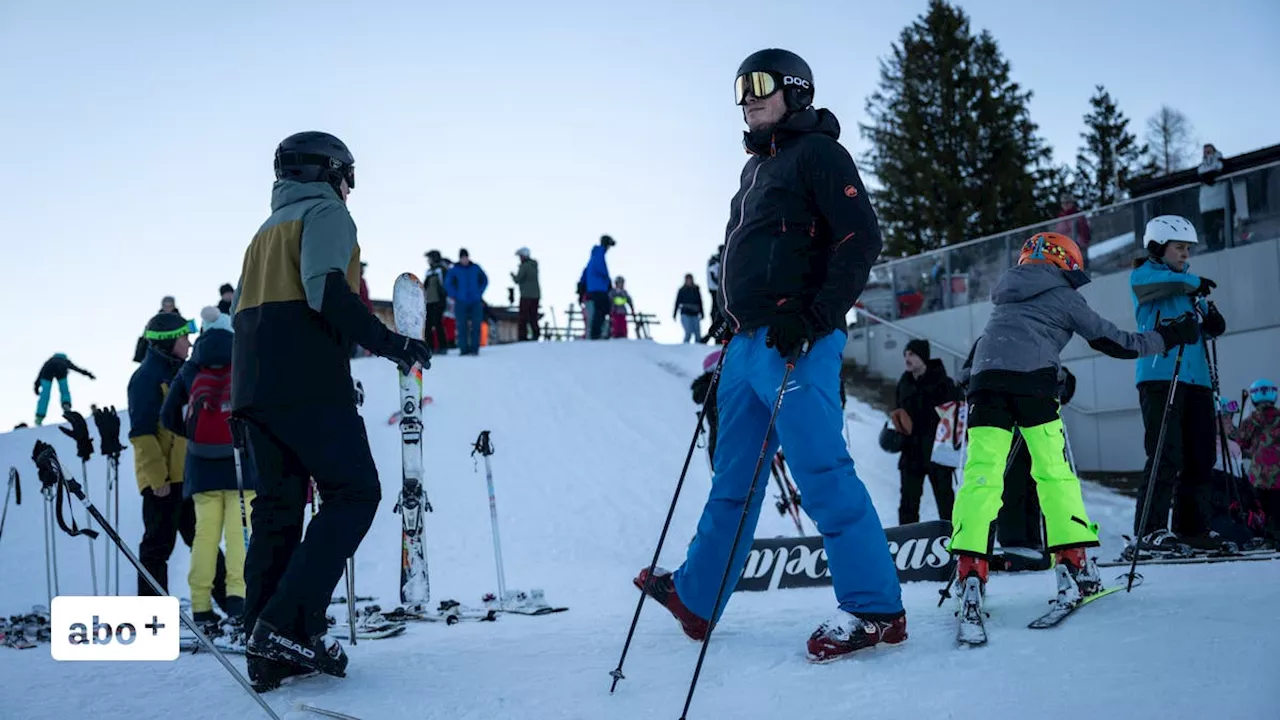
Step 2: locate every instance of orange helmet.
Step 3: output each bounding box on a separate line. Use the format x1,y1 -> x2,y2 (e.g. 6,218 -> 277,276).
1018,232 -> 1083,272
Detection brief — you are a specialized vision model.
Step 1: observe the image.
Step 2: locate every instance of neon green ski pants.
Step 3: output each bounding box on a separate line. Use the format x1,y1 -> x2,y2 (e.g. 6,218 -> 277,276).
951,419 -> 1098,556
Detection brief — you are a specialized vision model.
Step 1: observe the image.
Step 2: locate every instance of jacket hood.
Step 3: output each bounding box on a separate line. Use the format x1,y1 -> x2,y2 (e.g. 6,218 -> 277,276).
744,108 -> 841,154
271,180 -> 342,212
991,264 -> 1089,304
191,328 -> 233,367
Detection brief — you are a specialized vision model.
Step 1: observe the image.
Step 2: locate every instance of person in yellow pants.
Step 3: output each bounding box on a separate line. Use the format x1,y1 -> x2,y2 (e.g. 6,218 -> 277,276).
161,307 -> 259,632
950,232 -> 1201,622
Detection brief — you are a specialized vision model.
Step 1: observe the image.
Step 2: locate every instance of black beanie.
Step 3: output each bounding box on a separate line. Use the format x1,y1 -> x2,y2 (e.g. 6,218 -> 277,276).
905,338 -> 931,362
219,283 -> 234,295
145,312 -> 192,355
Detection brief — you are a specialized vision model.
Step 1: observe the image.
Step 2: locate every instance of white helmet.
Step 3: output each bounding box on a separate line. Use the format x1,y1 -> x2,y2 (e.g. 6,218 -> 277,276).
515,246 -> 531,258
1143,215 -> 1197,247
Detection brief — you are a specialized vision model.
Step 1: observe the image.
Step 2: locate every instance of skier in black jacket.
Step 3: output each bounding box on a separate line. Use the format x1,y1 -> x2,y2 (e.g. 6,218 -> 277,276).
635,48 -> 903,665
33,353 -> 94,425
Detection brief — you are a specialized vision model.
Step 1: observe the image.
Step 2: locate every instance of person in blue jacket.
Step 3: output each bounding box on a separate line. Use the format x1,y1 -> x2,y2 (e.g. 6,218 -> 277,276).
445,248 -> 489,355
1128,215 -> 1227,553
579,235 -> 615,339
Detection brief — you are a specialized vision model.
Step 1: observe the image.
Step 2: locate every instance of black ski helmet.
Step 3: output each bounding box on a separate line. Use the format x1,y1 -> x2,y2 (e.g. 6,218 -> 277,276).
735,48 -> 814,112
273,131 -> 356,195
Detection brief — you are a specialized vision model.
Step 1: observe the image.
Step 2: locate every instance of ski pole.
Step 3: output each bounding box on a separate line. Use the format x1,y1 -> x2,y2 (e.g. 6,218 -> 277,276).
0,468 -> 18,544
609,337 -> 730,694
1127,334 -> 1188,592
103,460 -> 113,594
680,345 -> 803,720
471,431 -> 506,608
43,474 -> 60,600
81,459 -> 98,596
111,457 -> 120,594
31,441 -> 282,720
346,557 -> 358,646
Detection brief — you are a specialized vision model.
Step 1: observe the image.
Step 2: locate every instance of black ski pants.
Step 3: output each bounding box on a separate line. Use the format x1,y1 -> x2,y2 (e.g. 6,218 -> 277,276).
997,432 -> 1044,549
138,489 -> 228,608
589,291 -> 610,339
238,404 -> 381,640
425,301 -> 448,352
1134,381 -> 1216,537
898,463 -> 954,525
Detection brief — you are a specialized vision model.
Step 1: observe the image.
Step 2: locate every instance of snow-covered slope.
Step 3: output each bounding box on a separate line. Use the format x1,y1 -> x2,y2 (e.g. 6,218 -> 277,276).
0,340 -> 1275,720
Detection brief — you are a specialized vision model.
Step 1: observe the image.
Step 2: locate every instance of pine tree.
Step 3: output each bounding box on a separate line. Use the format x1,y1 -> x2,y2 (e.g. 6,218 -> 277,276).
1142,105 -> 1195,176
859,0 -> 1049,256
1074,85 -> 1146,208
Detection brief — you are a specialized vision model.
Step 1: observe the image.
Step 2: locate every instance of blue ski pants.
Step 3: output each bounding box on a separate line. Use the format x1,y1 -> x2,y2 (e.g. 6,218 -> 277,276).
673,329 -> 904,621
35,377 -> 71,423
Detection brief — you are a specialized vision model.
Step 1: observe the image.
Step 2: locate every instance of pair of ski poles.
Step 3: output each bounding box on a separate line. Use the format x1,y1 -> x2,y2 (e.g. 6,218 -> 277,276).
610,337 -> 806,719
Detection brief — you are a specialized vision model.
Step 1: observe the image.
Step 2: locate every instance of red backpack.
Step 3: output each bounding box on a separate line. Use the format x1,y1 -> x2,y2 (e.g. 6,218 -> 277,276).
186,365 -> 233,447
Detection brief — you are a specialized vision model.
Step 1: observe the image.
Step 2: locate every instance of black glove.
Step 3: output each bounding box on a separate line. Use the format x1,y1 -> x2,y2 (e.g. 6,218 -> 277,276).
1201,301 -> 1226,338
765,299 -> 820,359
59,410 -> 95,462
32,440 -> 61,490
85,372 -> 96,380
706,318 -> 735,345
1155,313 -> 1200,349
33,381 -> 40,396
1193,277 -> 1216,297
383,334 -> 433,374
92,406 -> 125,457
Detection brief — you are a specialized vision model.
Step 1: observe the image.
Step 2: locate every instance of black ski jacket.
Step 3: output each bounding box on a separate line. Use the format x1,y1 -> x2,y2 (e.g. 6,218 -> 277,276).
718,108 -> 883,334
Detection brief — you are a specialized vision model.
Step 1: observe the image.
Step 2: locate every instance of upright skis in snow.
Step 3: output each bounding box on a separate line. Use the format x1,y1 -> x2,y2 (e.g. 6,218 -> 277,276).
392,273 -> 432,610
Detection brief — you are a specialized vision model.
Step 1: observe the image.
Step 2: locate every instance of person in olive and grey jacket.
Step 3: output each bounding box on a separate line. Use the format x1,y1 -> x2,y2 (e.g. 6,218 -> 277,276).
512,247 -> 541,341
424,250 -> 450,353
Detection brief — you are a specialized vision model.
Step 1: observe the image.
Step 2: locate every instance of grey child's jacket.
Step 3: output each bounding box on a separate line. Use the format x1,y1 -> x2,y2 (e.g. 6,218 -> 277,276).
961,265 -> 1166,399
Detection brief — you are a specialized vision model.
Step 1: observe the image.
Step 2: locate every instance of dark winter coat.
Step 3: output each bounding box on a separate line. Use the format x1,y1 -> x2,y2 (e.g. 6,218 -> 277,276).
231,180 -> 396,411
512,258 -> 541,299
127,347 -> 187,494
674,284 -> 704,318
445,262 -> 489,305
160,330 -> 257,497
35,354 -> 91,389
894,359 -> 958,471
718,108 -> 882,335
961,265 -> 1166,399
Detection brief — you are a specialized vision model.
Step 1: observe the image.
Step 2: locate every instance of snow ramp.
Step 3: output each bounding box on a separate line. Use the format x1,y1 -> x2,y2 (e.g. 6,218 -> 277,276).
0,339 -> 1275,720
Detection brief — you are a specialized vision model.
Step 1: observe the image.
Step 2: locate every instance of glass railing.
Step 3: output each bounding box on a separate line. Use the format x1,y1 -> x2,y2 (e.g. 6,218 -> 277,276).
853,160 -> 1280,323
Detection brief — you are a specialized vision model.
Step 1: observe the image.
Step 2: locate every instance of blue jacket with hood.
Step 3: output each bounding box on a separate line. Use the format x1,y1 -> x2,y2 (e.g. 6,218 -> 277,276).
580,246 -> 611,294
1130,258 -> 1216,388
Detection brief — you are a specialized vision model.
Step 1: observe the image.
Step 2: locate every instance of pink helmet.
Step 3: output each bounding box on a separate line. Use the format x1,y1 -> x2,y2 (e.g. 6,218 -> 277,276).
702,350 -> 722,373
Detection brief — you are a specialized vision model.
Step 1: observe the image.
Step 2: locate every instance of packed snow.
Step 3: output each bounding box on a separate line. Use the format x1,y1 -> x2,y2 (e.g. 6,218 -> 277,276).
0,340 -> 1275,720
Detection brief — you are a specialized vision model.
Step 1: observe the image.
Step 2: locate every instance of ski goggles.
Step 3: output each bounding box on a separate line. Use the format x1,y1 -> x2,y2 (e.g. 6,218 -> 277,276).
144,319 -> 197,341
1217,399 -> 1239,414
734,71 -> 812,105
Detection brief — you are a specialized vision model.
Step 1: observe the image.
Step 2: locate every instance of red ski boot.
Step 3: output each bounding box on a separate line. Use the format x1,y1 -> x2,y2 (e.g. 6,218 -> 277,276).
633,567 -> 709,641
806,612 -> 907,663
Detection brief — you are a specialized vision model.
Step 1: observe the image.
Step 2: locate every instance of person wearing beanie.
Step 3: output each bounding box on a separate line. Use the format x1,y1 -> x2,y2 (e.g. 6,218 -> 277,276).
127,311 -> 229,608
218,284 -> 235,315
160,307 -> 254,634
511,247 -> 541,341
890,338 -> 958,525
444,248 -> 489,355
423,250 -> 450,353
579,235 -> 614,339
231,131 -> 432,686
32,352 -> 95,426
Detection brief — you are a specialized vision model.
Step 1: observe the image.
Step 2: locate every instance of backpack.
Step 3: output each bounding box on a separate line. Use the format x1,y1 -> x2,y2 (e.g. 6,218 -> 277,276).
186,365 -> 233,448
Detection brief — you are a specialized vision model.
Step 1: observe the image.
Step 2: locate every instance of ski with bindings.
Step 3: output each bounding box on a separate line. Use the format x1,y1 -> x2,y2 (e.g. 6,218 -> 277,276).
1098,550 -> 1278,568
954,576 -> 987,646
392,273 -> 432,611
1027,586 -> 1123,629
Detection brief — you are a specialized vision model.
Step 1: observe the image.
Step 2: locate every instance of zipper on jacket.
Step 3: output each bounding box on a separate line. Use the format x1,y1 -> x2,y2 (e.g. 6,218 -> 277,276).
721,162 -> 764,331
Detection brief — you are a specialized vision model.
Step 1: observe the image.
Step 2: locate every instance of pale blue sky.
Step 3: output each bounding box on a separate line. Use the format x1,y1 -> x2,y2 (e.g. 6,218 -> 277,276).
2,0 -> 1276,427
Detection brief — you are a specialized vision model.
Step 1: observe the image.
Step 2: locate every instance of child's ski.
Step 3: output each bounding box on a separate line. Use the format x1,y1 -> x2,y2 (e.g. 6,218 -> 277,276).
1027,586 -> 1122,629
392,273 -> 431,610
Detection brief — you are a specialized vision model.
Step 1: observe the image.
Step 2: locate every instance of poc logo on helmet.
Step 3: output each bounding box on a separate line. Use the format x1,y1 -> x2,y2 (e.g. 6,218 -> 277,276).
782,76 -> 811,89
